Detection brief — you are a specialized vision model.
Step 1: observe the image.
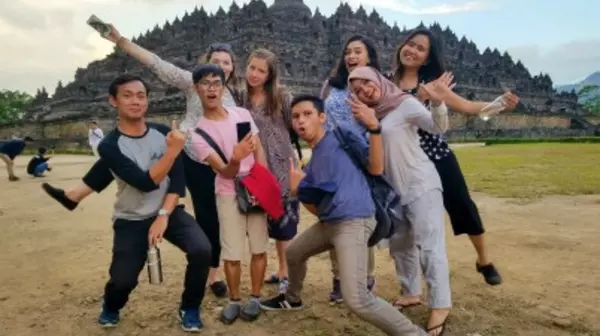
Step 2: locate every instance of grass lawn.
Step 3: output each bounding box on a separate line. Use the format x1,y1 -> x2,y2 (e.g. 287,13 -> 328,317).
454,143 -> 600,198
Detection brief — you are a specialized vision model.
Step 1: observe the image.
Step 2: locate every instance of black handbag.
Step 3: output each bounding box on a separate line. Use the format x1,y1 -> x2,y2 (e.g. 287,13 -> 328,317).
194,128 -> 263,214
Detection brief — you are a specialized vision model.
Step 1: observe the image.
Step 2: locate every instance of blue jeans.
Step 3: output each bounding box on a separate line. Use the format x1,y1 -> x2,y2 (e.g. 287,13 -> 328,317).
33,162 -> 48,177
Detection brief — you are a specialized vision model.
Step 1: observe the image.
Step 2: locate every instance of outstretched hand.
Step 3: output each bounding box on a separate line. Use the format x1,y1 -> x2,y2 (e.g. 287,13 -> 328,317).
166,120 -> 188,153
288,157 -> 305,195
501,91 -> 520,111
101,23 -> 122,44
417,72 -> 456,105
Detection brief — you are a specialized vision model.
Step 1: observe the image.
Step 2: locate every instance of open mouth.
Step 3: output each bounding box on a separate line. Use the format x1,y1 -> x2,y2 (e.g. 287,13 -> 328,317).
347,62 -> 358,69
206,93 -> 217,100
297,126 -> 306,134
402,53 -> 416,62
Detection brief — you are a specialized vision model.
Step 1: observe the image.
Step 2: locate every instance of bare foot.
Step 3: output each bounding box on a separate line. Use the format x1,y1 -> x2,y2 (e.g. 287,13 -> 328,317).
392,295 -> 422,309
427,308 -> 450,336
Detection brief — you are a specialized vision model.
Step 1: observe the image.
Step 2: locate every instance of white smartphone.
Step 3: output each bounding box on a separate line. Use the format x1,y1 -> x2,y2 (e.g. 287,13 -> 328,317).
87,14 -> 111,37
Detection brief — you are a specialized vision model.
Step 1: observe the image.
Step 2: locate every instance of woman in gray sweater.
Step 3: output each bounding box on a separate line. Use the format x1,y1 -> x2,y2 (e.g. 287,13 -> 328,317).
348,66 -> 451,336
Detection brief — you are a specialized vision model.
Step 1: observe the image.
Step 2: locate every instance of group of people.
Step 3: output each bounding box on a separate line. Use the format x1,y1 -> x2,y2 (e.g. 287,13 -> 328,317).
34,21 -> 520,336
0,120 -> 104,180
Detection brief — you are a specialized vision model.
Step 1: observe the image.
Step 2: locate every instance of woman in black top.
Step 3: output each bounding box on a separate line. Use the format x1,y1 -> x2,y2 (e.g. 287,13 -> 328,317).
390,28 -> 520,335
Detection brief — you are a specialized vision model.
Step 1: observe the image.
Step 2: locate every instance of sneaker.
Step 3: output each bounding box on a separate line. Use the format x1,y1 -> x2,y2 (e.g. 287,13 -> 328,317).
476,262 -> 503,286
328,278 -> 343,305
220,301 -> 241,325
260,294 -> 303,311
367,275 -> 375,292
98,306 -> 120,328
277,278 -> 289,294
41,183 -> 78,211
240,297 -> 261,321
209,280 -> 228,298
178,308 -> 203,333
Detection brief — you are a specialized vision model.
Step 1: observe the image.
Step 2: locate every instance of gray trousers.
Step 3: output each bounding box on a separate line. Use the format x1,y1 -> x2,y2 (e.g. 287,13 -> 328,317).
389,189 -> 452,309
0,153 -> 15,178
286,217 -> 426,336
330,246 -> 375,277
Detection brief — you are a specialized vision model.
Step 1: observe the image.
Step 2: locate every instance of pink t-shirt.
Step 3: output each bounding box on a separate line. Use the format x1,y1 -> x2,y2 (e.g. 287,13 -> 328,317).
191,106 -> 259,196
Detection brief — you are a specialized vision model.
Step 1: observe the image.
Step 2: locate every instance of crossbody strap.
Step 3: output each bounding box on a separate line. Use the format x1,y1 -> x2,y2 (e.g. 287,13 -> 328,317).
194,128 -> 228,164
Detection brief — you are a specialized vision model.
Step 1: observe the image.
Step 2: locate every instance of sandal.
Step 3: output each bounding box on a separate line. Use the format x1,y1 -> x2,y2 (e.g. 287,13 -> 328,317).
426,316 -> 449,336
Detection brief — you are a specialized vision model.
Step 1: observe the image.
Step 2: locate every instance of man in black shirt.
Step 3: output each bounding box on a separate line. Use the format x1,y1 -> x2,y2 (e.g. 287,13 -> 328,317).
0,136 -> 34,181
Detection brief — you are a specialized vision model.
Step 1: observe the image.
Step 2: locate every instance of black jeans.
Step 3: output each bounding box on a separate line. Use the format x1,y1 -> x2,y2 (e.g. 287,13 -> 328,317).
81,154 -> 221,268
182,153 -> 221,268
103,205 -> 212,311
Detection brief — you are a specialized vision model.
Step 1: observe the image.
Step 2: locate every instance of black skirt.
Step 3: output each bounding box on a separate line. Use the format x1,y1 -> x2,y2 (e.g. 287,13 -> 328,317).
433,150 -> 485,236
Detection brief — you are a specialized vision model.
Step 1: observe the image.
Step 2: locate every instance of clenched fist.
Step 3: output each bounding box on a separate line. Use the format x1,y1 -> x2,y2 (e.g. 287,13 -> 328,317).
166,120 -> 188,153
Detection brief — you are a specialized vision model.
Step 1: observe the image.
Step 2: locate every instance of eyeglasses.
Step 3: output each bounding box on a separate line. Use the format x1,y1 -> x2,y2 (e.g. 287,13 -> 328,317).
208,43 -> 232,53
198,80 -> 223,89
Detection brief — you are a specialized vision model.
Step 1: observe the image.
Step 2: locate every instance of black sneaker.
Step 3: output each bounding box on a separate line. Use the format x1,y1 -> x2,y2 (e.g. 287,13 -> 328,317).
260,294 -> 303,311
328,278 -> 343,305
42,183 -> 78,211
476,262 -> 503,285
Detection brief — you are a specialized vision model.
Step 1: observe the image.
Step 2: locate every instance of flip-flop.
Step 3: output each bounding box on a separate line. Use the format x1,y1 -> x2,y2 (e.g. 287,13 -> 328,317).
426,315 -> 449,336
264,274 -> 281,284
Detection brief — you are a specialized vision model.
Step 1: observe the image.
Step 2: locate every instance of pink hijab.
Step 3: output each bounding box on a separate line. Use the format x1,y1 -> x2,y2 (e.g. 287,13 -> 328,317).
348,66 -> 409,120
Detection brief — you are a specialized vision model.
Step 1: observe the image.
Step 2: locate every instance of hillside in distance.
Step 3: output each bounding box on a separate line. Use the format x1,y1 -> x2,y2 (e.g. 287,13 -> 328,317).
556,71 -> 600,102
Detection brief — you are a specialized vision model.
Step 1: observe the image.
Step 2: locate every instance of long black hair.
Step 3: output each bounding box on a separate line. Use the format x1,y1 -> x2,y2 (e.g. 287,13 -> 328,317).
392,29 -> 445,85
328,35 -> 381,89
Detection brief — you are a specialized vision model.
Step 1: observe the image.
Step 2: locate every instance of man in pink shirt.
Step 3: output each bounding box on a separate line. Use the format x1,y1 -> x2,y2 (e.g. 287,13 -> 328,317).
190,64 -> 269,325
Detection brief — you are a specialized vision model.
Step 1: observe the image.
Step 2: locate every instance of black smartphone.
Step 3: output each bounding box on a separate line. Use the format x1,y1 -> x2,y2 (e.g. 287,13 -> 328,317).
236,122 -> 251,142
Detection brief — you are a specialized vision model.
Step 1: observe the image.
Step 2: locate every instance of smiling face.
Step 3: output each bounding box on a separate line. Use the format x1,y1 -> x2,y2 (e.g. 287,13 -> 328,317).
349,78 -> 381,106
195,73 -> 224,110
245,56 -> 269,88
398,33 -> 431,69
209,51 -> 234,81
344,40 -> 370,73
109,80 -> 148,122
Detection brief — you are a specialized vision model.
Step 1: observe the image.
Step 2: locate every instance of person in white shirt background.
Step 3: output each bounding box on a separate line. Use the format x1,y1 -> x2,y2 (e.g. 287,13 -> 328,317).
88,120 -> 104,157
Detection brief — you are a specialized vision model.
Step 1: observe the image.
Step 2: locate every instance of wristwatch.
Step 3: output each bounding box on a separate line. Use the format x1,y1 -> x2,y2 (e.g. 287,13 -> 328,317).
367,124 -> 382,134
158,208 -> 170,218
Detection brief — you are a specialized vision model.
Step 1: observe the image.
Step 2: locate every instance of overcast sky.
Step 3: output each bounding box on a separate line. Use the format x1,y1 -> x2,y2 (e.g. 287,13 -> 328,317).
0,0 -> 596,95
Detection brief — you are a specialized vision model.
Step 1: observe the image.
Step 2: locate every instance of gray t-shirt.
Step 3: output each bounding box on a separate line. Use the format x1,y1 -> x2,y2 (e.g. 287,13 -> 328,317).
381,97 -> 448,205
97,122 -> 185,221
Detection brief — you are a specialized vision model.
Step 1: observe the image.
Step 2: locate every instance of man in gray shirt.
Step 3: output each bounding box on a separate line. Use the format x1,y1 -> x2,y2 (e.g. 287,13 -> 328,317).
96,74 -> 211,333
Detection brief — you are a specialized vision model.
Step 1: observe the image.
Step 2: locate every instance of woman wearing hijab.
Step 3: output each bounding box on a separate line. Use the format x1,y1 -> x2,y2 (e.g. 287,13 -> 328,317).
348,66 -> 451,336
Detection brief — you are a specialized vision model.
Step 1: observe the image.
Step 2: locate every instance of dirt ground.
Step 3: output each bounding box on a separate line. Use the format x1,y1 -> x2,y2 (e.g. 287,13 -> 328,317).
1,155 -> 599,336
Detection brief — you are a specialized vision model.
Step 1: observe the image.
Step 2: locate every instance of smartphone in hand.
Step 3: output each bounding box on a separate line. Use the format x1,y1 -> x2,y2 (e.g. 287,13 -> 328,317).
87,14 -> 111,37
236,122 -> 251,142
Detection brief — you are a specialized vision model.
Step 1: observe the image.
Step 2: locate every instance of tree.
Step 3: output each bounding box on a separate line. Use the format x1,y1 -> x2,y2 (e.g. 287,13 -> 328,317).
578,85 -> 600,115
0,90 -> 33,123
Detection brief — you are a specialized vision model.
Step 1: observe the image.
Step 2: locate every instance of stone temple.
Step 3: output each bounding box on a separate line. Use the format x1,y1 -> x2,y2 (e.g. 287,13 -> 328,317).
1,0 -> 598,145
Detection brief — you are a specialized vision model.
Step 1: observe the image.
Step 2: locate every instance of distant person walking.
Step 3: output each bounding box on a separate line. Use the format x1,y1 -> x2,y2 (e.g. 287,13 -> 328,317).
88,121 -> 104,157
0,136 -> 34,181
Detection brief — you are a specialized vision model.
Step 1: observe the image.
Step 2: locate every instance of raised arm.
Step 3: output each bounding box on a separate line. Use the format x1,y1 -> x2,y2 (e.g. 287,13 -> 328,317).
403,97 -> 448,134
98,140 -> 177,192
104,24 -> 193,91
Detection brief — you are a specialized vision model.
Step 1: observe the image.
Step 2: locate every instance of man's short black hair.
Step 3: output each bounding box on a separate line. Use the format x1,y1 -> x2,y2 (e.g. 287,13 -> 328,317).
38,147 -> 47,155
291,94 -> 325,114
192,64 -> 226,84
24,136 -> 34,142
108,74 -> 150,97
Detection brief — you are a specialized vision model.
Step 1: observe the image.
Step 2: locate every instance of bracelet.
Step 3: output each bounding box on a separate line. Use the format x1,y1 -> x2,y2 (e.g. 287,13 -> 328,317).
367,125 -> 382,134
